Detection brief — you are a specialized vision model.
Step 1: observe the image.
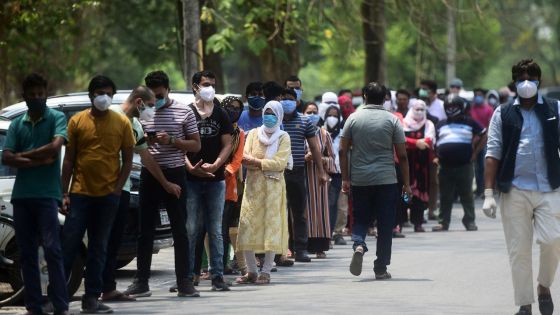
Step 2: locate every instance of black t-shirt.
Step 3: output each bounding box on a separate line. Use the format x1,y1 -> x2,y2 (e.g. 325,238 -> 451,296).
187,104 -> 234,181
436,116 -> 484,167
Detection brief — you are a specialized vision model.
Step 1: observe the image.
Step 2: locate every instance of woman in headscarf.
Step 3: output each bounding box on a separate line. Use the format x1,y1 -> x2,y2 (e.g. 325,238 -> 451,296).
221,96 -> 245,274
302,102 -> 335,258
236,101 -> 291,285
402,99 -> 436,232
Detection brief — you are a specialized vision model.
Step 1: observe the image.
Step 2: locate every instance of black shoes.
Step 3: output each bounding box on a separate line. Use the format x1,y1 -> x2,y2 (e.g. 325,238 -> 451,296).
432,224 -> 449,232
538,294 -> 554,315
294,251 -> 311,263
464,222 -> 478,231
334,235 -> 347,245
515,305 -> 531,315
211,276 -> 231,291
123,280 -> 151,298
177,281 -> 200,297
374,271 -> 392,280
80,295 -> 113,314
349,246 -> 364,276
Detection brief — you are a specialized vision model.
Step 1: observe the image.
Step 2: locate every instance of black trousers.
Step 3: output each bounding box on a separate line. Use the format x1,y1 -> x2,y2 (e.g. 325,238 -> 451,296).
102,191 -> 130,293
135,166 -> 189,284
284,167 -> 308,252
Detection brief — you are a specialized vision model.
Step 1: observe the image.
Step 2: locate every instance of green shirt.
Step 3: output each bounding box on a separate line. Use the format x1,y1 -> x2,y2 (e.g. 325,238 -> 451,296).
110,105 -> 147,191
4,108 -> 68,202
341,104 -> 405,186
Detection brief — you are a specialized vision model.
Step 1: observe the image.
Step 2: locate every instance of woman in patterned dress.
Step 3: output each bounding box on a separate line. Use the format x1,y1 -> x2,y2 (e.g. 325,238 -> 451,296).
236,101 -> 291,284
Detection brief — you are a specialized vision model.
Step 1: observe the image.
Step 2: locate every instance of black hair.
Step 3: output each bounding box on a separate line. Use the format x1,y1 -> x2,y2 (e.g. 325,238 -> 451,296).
282,88 -> 297,99
420,79 -> 437,93
338,89 -> 352,96
385,89 -> 392,98
473,87 -> 487,94
145,70 -> 170,89
245,81 -> 263,96
284,75 -> 301,86
88,75 -> 116,97
262,81 -> 284,101
396,89 -> 410,98
364,82 -> 387,105
22,73 -> 47,94
127,85 -> 154,103
511,59 -> 542,82
192,70 -> 216,86
302,101 -> 318,113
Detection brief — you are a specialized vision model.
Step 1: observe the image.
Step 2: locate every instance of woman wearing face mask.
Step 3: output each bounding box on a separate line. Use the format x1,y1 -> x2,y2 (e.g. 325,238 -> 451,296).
402,100 -> 436,232
220,96 -> 246,275
324,106 -> 348,245
236,101 -> 291,285
303,102 -> 335,258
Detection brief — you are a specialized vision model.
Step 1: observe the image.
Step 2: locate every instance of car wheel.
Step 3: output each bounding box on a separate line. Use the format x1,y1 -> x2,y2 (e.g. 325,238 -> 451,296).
0,216 -> 23,306
115,257 -> 135,270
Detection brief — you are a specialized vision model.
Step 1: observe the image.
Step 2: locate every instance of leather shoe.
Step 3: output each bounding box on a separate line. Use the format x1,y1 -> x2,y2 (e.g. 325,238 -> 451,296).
294,251 -> 311,262
538,294 -> 553,315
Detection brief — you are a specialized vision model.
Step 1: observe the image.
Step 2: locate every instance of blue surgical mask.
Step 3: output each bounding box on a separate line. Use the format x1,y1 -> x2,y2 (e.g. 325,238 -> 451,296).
281,99 -> 297,114
306,114 -> 320,126
263,114 -> 278,128
155,98 -> 166,110
473,95 -> 484,105
294,89 -> 303,101
247,96 -> 266,110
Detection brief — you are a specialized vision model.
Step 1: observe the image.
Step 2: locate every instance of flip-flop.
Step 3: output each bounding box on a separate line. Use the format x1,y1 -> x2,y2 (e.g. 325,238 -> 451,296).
101,291 -> 136,302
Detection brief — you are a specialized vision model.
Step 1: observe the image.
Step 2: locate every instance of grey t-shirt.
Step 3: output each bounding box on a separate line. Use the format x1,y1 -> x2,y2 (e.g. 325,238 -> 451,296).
341,104 -> 405,186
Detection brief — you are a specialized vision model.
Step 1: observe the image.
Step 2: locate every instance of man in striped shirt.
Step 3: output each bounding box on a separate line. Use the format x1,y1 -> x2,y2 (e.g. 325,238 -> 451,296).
125,70 -> 201,298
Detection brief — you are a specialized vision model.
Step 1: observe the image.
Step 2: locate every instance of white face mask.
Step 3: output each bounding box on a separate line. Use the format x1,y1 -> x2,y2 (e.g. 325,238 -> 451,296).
93,94 -> 112,111
198,86 -> 215,102
412,108 -> 425,121
140,106 -> 155,121
516,80 -> 538,99
326,116 -> 339,129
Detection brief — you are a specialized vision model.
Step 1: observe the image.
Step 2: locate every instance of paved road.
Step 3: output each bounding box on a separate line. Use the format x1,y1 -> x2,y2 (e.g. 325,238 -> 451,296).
2,199 -> 559,314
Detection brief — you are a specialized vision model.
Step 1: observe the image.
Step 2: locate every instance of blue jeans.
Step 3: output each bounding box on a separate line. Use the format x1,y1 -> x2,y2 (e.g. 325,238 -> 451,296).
328,174 -> 342,233
351,184 -> 398,274
12,198 -> 68,314
62,193 -> 119,298
186,180 -> 225,279
474,148 -> 486,195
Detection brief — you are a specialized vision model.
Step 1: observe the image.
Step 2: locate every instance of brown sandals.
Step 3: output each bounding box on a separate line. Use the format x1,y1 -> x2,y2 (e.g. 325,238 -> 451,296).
256,273 -> 270,285
235,272 -> 258,284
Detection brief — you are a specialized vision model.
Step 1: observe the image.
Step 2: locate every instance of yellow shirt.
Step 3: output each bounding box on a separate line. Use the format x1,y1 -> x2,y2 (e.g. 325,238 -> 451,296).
67,109 -> 135,196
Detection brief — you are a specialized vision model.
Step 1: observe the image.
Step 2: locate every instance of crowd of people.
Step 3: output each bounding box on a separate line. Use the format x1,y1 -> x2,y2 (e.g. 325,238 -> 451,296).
3,58 -> 559,315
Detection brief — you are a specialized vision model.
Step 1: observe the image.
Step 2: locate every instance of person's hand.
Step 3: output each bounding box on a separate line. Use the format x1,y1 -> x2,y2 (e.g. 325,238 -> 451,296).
341,179 -> 351,194
60,194 -> 71,215
470,153 -> 477,163
415,139 -> 429,150
156,131 -> 170,145
482,189 -> 497,219
243,155 -> 258,167
164,181 -> 182,199
304,152 -> 313,162
402,184 -> 413,200
201,163 -> 218,174
319,171 -> 330,186
432,157 -> 439,166
188,160 -> 215,178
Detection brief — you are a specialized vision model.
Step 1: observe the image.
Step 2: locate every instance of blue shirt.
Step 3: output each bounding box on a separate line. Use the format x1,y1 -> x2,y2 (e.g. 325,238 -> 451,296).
4,108 -> 68,201
282,112 -> 316,168
238,111 -> 262,134
486,94 -> 560,192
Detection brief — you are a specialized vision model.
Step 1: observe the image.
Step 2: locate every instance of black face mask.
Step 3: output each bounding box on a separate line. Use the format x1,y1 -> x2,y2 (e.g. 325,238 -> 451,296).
26,98 -> 47,113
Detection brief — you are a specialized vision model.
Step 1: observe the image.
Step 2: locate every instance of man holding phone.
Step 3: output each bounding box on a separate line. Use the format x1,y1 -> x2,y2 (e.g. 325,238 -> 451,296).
124,71 -> 201,298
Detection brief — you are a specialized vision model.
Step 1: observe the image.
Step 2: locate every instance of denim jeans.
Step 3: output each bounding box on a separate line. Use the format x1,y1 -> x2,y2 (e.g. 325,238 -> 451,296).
102,191 -> 130,293
13,198 -> 68,314
186,180 -> 226,279
351,184 -> 398,274
62,193 -> 119,298
328,174 -> 342,233
474,148 -> 486,195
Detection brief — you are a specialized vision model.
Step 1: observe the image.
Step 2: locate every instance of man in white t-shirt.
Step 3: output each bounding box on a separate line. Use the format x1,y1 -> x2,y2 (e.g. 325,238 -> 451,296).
420,79 -> 446,121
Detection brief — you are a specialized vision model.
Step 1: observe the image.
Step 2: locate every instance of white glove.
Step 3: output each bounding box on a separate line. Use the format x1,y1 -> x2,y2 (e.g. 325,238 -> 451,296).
482,188 -> 497,219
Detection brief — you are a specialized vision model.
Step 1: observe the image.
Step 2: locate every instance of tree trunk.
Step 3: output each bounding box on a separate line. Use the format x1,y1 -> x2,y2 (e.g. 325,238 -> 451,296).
361,0 -> 386,85
446,0 -> 457,87
259,37 -> 300,84
182,0 -> 201,89
200,0 -> 225,93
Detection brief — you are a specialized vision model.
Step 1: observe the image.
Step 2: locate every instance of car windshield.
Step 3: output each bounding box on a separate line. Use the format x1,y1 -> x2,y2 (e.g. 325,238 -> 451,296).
0,132 -> 17,177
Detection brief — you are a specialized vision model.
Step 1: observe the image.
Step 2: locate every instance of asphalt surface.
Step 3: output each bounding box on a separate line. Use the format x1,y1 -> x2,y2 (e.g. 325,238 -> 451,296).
2,199 -> 559,315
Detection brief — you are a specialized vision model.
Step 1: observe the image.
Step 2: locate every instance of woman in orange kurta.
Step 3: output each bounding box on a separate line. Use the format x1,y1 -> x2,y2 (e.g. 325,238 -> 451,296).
221,96 -> 245,272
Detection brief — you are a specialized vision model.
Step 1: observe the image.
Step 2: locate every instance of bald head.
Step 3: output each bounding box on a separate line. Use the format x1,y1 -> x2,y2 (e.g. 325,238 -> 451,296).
127,85 -> 155,104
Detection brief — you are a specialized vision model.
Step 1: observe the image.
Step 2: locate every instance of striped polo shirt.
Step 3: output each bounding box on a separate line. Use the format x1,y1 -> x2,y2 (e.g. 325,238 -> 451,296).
141,99 -> 199,169
282,112 -> 317,168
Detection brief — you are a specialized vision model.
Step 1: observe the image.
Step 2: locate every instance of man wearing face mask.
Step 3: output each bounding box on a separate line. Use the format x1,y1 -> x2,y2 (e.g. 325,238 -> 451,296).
279,86 -> 329,263
420,79 -> 447,121
486,89 -> 500,109
61,75 -> 135,313
238,82 -> 265,133
101,86 -> 182,302
126,70 -> 201,298
185,70 -> 233,292
470,88 -> 494,198
484,59 -> 560,315
2,74 -> 70,315
285,75 -> 304,112
432,96 -> 486,233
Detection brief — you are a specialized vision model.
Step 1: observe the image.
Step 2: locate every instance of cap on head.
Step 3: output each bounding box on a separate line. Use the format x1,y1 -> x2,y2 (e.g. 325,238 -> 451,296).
450,78 -> 463,88
322,92 -> 338,104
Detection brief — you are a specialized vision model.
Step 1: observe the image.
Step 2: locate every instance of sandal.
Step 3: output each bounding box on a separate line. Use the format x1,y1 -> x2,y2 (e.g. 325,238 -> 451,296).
255,273 -> 270,285
235,272 -> 258,284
